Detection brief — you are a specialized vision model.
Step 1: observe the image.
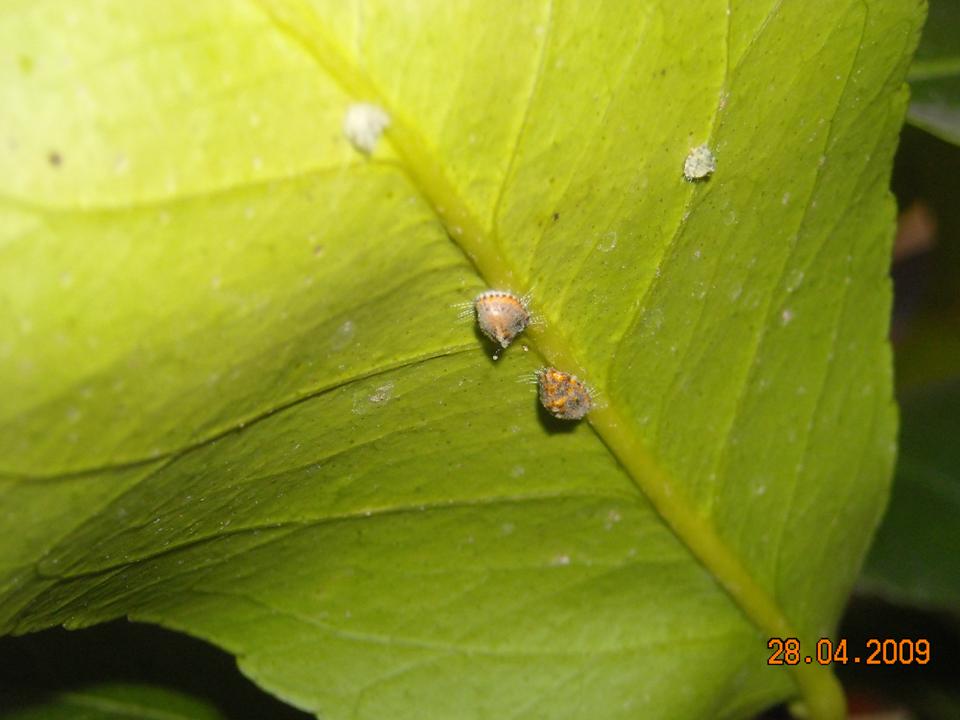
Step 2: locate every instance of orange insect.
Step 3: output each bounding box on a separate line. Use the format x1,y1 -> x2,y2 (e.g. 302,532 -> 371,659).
473,290 -> 531,357
536,367 -> 594,420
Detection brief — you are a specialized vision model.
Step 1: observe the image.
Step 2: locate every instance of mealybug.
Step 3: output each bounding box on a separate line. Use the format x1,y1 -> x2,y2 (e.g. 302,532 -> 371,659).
683,144 -> 716,181
536,367 -> 594,420
343,103 -> 390,154
474,290 -> 531,357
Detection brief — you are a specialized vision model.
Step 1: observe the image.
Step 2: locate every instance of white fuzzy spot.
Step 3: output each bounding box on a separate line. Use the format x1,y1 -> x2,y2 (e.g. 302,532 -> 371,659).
786,269 -> 804,292
333,320 -> 356,350
604,509 -> 622,530
550,554 -> 571,567
683,144 -> 716,181
368,383 -> 394,405
343,102 -> 390,154
598,231 -> 617,252
780,308 -> 794,325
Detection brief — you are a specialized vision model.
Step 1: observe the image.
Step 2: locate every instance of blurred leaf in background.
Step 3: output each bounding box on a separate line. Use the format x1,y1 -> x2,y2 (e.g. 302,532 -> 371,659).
0,621 -> 309,719
906,0 -> 960,145
2,683 -> 222,720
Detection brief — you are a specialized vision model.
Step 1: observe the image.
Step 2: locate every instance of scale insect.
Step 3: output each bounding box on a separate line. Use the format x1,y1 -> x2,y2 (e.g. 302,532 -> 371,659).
461,290 -> 532,359
683,144 -> 716,181
535,367 -> 594,420
343,102 -> 390,155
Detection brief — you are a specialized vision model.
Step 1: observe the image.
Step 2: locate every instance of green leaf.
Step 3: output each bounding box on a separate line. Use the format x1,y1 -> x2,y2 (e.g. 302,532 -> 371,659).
861,380 -> 960,610
0,683 -> 222,720
0,1 -> 923,719
906,0 -> 960,145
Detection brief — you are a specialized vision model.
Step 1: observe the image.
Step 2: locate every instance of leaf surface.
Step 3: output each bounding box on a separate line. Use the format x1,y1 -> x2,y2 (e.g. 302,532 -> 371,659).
0,1 -> 923,718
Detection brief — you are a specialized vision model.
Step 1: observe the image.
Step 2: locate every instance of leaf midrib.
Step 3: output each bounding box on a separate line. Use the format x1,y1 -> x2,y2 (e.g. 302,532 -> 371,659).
261,1 -> 846,717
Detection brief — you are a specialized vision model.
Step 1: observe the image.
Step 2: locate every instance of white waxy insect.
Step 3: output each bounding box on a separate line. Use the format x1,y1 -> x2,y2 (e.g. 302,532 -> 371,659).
536,367 -> 594,420
683,144 -> 716,181
343,102 -> 390,154
473,290 -> 531,358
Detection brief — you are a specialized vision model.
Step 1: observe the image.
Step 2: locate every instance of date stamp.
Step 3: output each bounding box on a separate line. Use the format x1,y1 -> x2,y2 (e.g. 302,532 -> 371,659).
767,637 -> 930,666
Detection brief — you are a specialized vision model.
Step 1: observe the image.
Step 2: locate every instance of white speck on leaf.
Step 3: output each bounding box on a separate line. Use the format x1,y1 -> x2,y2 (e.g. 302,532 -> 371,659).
598,231 -> 617,252
683,144 -> 716,181
332,320 -> 356,351
343,102 -> 390,154
368,383 -> 394,405
604,509 -> 622,529
780,308 -> 794,325
786,269 -> 804,292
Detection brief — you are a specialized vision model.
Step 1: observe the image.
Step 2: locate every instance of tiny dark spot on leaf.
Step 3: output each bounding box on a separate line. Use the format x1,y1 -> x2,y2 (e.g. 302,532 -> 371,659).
48,151 -> 62,167
552,212 -> 560,221
313,245 -> 325,257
